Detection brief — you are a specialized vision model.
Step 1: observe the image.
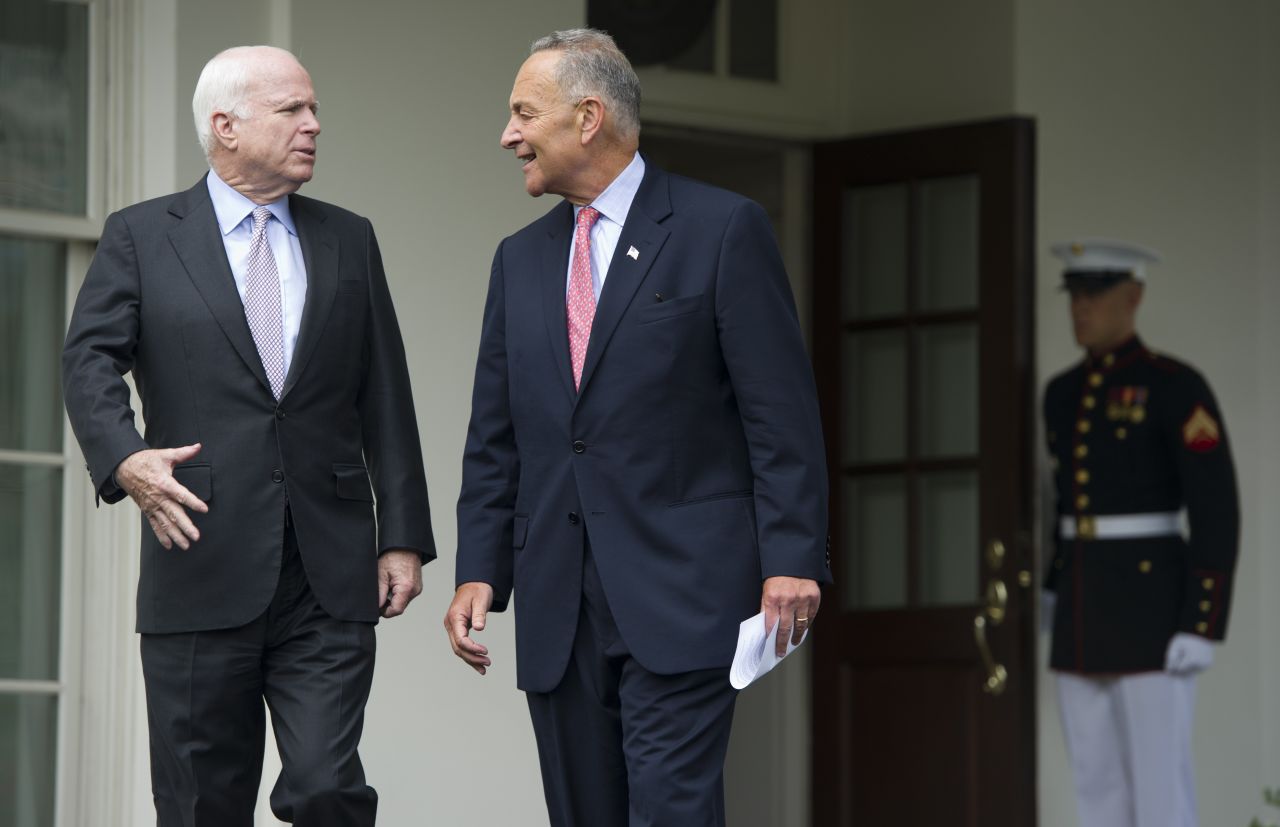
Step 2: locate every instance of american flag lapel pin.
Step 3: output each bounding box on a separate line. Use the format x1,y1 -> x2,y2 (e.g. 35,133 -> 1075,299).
627,245 -> 639,261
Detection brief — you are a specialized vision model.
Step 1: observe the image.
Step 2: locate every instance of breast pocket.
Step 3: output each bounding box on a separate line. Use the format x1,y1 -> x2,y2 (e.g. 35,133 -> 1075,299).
637,294 -> 704,325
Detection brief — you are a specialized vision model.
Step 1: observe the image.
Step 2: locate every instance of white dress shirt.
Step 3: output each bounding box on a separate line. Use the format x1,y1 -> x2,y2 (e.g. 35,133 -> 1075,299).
205,169 -> 308,377
567,153 -> 646,301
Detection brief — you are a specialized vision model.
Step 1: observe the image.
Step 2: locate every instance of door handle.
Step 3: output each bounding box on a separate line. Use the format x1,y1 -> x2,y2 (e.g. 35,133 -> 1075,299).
973,576 -> 1009,695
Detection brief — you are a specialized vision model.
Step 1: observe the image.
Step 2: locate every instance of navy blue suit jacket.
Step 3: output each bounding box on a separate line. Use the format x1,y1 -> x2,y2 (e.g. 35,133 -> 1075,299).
456,162 -> 829,692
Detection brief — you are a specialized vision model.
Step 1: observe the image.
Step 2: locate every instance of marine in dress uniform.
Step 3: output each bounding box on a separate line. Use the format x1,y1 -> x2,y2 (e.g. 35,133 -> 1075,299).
1042,239 -> 1239,827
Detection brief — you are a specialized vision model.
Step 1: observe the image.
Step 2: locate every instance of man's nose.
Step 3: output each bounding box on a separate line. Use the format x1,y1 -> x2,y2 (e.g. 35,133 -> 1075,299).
500,118 -> 519,149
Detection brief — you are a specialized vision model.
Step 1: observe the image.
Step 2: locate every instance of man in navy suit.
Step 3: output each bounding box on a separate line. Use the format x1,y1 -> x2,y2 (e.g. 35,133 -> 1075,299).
445,29 -> 829,826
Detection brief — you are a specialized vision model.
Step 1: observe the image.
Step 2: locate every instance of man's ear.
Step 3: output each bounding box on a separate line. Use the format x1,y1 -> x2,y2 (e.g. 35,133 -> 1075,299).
577,97 -> 606,146
1128,281 -> 1145,311
210,111 -> 238,151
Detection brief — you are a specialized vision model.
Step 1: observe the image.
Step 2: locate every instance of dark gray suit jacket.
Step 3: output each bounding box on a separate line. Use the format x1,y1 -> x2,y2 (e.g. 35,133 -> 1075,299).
63,176 -> 435,633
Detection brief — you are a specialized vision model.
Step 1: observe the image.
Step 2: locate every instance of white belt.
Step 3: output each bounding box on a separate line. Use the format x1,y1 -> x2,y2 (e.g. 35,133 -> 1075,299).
1060,512 -> 1181,540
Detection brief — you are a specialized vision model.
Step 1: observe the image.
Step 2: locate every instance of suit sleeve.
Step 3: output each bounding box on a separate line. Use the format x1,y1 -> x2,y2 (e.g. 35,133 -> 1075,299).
454,242 -> 518,610
714,200 -> 831,583
61,210 -> 150,504
1163,369 -> 1239,640
356,219 -> 436,562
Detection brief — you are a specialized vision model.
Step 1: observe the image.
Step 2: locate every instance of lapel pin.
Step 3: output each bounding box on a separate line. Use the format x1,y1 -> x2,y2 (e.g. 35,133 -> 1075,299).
627,245 -> 639,261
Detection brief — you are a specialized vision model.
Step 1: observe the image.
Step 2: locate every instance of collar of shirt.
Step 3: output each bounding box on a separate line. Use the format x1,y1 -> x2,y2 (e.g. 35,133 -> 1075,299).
573,152 -> 645,230
206,168 -> 299,238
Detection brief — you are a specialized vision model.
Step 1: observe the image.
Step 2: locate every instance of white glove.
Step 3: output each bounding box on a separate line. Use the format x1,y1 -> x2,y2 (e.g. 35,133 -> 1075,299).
1040,590 -> 1056,636
1164,633 -> 1215,674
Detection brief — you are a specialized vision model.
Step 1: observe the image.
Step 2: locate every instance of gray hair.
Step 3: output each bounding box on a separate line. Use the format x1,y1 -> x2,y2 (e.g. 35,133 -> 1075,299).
530,29 -> 641,140
191,46 -> 295,158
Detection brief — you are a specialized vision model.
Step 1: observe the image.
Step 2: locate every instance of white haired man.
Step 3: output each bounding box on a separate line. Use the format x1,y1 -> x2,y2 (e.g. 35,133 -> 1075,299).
62,46 -> 433,825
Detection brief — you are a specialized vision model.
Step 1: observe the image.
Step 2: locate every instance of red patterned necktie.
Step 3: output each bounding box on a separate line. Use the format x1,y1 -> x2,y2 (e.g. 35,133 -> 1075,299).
567,206 -> 601,390
244,206 -> 286,399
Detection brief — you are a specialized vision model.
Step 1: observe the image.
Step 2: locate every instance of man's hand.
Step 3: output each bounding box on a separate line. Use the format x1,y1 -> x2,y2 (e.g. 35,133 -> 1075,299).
445,582 -> 494,675
761,575 -> 821,658
1165,632 -> 1215,674
378,550 -> 423,618
115,444 -> 209,550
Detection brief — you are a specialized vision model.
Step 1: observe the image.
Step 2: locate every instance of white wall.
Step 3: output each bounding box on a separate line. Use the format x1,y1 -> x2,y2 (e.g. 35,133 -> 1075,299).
1016,1 -> 1279,823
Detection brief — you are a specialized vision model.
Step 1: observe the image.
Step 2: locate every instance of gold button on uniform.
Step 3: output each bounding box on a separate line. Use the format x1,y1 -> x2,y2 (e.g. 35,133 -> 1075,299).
1075,469 -> 1090,484
1078,419 -> 1091,434
1083,395 -> 1097,409
1103,354 -> 1116,367
1196,622 -> 1209,634
1075,444 -> 1089,459
1077,516 -> 1096,539
1203,577 -> 1215,589
1089,373 -> 1104,387
1115,427 -> 1128,440
1138,560 -> 1152,573
1076,494 -> 1090,510
1200,600 -> 1212,613
1131,407 -> 1146,424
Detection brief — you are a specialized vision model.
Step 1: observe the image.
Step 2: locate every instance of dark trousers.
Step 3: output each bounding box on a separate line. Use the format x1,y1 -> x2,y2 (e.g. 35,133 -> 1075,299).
140,516 -> 377,827
526,541 -> 738,827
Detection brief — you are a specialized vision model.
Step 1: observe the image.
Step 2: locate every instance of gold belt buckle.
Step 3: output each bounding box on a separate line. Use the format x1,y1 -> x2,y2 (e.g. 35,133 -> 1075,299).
1077,515 -> 1097,540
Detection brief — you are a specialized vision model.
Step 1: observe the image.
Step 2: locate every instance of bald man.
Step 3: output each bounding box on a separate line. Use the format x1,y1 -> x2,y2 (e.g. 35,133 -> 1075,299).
62,47 -> 433,826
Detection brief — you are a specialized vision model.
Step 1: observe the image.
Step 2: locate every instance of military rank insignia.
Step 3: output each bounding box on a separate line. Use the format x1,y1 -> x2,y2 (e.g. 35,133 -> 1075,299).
1107,386 -> 1148,424
1183,405 -> 1221,452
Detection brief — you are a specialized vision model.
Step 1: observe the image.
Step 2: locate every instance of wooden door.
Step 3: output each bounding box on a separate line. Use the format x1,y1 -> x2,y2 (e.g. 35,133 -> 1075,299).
810,118 -> 1038,826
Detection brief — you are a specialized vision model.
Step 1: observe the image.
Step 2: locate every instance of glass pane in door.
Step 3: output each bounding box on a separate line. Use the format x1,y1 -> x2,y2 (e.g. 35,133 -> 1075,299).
915,323 -> 978,458
843,331 -> 906,464
842,184 -> 907,321
916,175 -> 979,313
918,470 -> 979,606
843,475 -> 906,610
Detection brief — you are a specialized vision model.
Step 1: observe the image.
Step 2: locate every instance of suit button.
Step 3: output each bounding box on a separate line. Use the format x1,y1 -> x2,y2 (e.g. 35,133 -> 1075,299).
1196,621 -> 1209,634
568,512 -> 580,525
275,408 -> 286,420
572,440 -> 586,454
271,469 -> 284,483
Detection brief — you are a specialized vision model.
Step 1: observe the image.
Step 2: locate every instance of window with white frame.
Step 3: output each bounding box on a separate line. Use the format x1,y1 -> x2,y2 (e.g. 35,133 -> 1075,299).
0,0 -> 95,825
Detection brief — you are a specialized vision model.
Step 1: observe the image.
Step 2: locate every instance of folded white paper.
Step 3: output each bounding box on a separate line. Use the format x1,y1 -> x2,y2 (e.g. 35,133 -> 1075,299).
729,612 -> 808,690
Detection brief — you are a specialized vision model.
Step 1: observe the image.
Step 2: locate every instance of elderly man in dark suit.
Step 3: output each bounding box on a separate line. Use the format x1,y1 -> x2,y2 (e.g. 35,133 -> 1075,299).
62,46 -> 433,827
445,29 -> 829,827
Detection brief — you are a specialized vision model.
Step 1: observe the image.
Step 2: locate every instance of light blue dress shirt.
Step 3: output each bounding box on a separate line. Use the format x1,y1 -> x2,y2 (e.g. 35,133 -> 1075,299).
205,169 -> 308,378
568,153 -> 646,301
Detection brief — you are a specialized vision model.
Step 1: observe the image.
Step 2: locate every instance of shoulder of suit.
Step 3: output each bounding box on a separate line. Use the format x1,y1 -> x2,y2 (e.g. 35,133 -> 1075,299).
663,171 -> 761,221
288,193 -> 368,227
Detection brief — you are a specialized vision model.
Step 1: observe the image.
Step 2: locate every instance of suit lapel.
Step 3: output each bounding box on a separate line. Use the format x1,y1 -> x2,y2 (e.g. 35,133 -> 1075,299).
540,201 -> 576,399
575,164 -> 672,402
281,195 -> 338,399
167,177 -> 274,396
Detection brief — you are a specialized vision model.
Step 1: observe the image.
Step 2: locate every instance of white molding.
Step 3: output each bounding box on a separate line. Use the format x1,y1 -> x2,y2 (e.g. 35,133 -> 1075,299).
68,1 -> 176,824
0,450 -> 65,466
0,210 -> 101,242
0,680 -> 62,694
